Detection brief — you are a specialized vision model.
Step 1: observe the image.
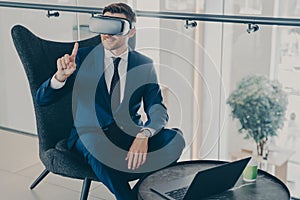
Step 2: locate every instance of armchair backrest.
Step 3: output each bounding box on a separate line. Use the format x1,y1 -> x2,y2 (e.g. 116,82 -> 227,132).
11,25 -> 102,151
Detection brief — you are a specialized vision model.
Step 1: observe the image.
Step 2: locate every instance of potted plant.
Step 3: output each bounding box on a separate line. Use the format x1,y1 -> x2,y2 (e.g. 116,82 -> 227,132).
227,74 -> 288,157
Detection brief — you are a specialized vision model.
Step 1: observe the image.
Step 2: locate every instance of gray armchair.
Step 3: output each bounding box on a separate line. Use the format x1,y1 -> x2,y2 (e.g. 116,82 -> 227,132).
11,24 -> 109,200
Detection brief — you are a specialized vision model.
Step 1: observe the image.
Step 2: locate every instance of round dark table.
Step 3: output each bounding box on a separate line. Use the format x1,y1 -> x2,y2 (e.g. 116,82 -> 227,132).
138,160 -> 290,200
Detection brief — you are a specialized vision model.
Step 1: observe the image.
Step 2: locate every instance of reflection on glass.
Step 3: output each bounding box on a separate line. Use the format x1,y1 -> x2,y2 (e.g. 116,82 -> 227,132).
272,1 -> 300,198
164,0 -> 195,11
239,0 -> 262,15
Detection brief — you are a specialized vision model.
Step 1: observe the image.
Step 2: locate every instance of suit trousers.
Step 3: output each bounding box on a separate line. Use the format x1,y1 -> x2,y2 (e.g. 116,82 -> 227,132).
73,124 -> 185,200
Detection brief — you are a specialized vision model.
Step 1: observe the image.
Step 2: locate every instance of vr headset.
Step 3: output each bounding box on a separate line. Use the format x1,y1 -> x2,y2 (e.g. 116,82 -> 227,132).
89,15 -> 134,36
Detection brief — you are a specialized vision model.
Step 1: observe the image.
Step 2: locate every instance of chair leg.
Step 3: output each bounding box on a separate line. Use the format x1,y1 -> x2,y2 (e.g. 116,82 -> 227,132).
80,178 -> 92,200
30,169 -> 50,189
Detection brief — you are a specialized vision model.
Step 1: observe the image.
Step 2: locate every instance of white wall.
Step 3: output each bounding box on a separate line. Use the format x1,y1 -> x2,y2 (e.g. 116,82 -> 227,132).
199,0 -> 225,159
0,1 -> 77,134
157,0 -> 198,160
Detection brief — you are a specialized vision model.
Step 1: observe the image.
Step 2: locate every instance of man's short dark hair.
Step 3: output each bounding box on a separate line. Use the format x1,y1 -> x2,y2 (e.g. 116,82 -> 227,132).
103,3 -> 136,23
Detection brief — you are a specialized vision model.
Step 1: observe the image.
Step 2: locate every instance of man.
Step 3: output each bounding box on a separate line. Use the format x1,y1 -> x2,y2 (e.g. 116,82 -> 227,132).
36,3 -> 185,200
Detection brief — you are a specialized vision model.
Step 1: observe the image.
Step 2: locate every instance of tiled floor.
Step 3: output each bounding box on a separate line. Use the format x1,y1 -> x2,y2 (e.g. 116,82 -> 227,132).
0,129 -> 116,200
1,128 -> 299,200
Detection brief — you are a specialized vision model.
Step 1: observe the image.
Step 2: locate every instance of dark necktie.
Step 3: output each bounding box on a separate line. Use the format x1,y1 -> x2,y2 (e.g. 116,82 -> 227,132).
110,57 -> 121,111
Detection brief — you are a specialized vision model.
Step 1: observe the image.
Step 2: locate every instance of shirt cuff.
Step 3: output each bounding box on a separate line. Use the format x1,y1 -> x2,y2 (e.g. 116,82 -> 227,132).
50,74 -> 66,89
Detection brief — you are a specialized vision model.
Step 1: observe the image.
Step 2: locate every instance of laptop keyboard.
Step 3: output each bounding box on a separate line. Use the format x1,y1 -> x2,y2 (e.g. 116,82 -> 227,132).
165,186 -> 189,200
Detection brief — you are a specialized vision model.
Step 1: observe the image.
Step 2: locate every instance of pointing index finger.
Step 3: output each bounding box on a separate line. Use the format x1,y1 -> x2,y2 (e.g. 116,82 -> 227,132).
71,42 -> 79,57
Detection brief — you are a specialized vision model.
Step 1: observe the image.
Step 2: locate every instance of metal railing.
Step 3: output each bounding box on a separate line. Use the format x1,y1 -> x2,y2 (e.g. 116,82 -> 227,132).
0,1 -> 300,27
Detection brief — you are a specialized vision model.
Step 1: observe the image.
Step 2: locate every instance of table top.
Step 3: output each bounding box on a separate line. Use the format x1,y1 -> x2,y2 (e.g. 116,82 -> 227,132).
138,160 -> 290,200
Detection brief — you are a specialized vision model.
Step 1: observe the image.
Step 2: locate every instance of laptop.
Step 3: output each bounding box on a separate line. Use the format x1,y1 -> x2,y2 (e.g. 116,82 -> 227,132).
150,157 -> 251,200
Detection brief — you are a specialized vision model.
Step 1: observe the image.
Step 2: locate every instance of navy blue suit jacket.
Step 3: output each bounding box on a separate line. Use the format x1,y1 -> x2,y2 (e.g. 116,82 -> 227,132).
36,45 -> 168,149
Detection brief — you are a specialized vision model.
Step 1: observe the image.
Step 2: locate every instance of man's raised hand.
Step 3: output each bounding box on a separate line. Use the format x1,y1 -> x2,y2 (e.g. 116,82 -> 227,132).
55,42 -> 79,82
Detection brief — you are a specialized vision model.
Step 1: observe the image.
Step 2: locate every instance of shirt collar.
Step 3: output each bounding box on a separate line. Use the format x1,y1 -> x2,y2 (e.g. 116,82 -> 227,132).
104,48 -> 128,61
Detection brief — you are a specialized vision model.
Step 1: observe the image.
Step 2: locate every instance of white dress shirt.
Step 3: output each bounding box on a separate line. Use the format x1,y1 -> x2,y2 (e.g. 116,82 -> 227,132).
103,48 -> 128,103
50,75 -> 66,89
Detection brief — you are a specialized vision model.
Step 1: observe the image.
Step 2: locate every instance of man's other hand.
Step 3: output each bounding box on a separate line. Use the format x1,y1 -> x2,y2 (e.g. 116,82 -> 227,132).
125,133 -> 149,170
55,42 -> 78,82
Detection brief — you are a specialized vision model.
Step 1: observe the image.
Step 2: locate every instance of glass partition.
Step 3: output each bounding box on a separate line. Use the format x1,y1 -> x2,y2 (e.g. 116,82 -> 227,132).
0,0 -> 299,198
0,0 -> 79,134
